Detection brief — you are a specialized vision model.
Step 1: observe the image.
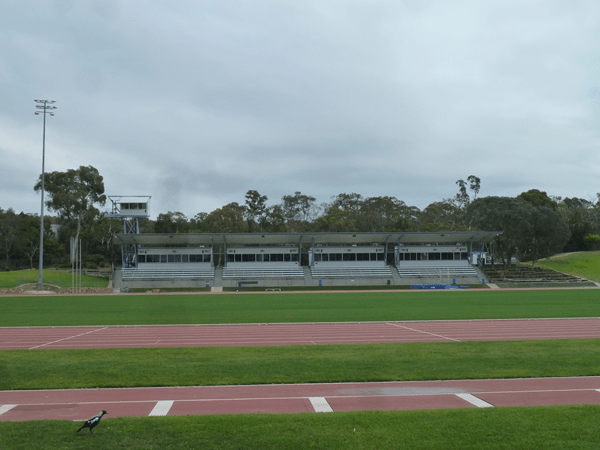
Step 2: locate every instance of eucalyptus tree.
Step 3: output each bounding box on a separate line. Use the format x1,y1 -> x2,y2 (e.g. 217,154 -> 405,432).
34,166 -> 106,227
467,196 -> 535,265
517,189 -> 558,210
419,200 -> 467,231
516,190 -> 570,265
468,196 -> 571,266
16,211 -> 46,269
244,190 -> 269,232
200,202 -> 249,233
313,193 -> 363,232
264,204 -> 287,232
0,208 -> 18,270
155,211 -> 190,234
357,196 -> 418,232
0,209 -> 62,270
455,175 -> 481,209
557,197 -> 600,251
520,206 -> 570,267
280,191 -> 319,232
33,165 -> 106,264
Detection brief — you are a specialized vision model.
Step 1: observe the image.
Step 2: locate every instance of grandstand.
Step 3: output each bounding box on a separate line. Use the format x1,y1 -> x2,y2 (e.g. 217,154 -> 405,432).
122,247 -> 215,283
223,246 -> 304,279
112,231 -> 500,290
309,245 -> 393,280
395,245 -> 481,284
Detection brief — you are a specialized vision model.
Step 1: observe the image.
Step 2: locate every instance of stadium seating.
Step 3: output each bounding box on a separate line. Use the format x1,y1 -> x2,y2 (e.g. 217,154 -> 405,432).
121,268 -> 215,280
481,265 -> 587,284
310,266 -> 393,278
396,261 -> 477,278
222,267 -> 305,278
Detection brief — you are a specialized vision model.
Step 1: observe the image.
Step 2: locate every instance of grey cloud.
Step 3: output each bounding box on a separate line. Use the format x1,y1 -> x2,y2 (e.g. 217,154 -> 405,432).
2,1 -> 600,218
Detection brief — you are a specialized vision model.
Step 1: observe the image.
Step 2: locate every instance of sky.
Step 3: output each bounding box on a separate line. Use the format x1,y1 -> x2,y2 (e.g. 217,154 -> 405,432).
1,0 -> 600,220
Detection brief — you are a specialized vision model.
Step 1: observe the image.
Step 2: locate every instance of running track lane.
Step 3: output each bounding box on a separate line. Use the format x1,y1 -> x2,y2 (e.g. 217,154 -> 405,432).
1,318 -> 600,350
2,377 -> 600,421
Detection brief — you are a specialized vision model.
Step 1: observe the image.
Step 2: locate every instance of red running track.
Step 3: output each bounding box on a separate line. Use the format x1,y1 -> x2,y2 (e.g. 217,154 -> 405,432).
2,377 -> 600,422
1,318 -> 600,350
3,319 -> 600,421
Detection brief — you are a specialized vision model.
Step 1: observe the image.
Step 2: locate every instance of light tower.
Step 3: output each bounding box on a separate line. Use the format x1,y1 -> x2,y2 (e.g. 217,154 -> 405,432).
35,99 -> 57,291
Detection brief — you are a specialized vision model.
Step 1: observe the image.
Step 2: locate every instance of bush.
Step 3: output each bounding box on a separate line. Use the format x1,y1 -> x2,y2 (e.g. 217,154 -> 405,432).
584,234 -> 600,251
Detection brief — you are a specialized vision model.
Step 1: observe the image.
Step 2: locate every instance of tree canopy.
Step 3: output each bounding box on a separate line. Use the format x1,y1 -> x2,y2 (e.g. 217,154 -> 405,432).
467,196 -> 572,267
2,170 -> 598,270
34,165 -> 106,222
33,165 -> 107,267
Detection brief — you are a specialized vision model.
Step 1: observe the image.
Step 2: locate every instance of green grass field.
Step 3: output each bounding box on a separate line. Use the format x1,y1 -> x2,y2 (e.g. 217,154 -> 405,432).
1,256 -> 600,449
2,406 -> 599,450
2,339 -> 599,391
1,288 -> 599,326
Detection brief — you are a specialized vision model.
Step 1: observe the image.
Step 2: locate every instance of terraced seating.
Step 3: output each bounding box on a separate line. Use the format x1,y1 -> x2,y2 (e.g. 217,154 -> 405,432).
481,266 -> 586,283
396,262 -> 477,277
222,267 -> 305,278
122,268 -> 215,280
310,266 -> 393,278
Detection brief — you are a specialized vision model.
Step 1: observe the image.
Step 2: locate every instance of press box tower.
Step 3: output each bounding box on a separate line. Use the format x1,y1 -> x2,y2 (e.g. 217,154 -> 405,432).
107,196 -> 151,267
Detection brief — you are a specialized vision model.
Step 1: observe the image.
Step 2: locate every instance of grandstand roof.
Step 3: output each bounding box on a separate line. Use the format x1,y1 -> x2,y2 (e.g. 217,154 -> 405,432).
114,231 -> 501,247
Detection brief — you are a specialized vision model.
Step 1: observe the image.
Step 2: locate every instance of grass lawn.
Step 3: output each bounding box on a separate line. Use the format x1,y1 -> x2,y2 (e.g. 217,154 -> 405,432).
1,288 -> 600,326
2,339 -> 599,390
536,251 -> 600,283
0,269 -> 109,289
1,406 -> 599,449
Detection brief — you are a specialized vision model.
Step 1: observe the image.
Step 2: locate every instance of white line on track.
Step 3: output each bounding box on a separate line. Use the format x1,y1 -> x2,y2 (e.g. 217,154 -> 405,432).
149,400 -> 174,416
7,387 -> 598,408
0,405 -> 16,415
28,327 -> 108,350
309,397 -> 333,413
386,322 -> 462,342
456,393 -> 494,408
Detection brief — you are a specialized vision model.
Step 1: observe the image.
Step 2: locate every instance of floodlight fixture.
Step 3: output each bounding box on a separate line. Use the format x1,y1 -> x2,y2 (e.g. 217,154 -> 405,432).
34,99 -> 57,291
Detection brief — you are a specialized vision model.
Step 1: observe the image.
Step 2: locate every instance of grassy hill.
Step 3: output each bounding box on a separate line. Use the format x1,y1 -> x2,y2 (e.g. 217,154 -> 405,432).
0,269 -> 110,290
535,251 -> 600,283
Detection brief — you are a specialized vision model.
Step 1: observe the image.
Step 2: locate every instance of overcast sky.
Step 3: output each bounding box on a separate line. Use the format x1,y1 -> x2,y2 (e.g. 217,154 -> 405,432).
2,0 -> 600,220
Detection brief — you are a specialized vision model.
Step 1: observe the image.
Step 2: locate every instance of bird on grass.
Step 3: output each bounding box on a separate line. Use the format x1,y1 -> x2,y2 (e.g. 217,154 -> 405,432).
76,410 -> 108,434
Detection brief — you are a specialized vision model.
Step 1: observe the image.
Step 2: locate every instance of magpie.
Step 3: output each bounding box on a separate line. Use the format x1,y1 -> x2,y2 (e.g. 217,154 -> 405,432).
76,410 -> 108,434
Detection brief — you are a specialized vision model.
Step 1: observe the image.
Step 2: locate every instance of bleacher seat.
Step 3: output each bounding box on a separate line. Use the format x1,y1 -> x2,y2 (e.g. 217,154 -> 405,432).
222,267 -> 305,278
396,261 -> 477,277
122,268 -> 215,280
310,266 -> 393,278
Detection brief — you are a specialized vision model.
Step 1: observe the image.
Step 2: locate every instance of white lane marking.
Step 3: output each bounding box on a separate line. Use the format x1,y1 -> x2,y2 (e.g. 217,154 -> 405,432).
309,397 -> 333,413
29,327 -> 108,350
386,322 -> 461,342
0,404 -> 17,415
149,400 -> 174,416
456,393 -> 494,408
5,387 -> 598,415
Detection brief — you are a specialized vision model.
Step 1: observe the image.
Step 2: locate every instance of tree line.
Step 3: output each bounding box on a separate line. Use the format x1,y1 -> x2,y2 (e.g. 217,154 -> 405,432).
1,167 -> 599,271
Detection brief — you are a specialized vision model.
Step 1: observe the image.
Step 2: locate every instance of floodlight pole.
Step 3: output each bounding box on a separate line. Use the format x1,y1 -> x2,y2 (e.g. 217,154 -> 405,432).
35,100 -> 57,291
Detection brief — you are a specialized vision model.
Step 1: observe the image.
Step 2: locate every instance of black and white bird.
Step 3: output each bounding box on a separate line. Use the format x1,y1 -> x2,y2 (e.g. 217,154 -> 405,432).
76,410 -> 108,434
